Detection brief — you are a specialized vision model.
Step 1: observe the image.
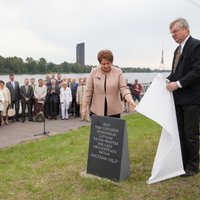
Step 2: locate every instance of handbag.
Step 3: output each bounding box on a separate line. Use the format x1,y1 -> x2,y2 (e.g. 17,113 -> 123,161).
7,105 -> 16,117
35,111 -> 44,122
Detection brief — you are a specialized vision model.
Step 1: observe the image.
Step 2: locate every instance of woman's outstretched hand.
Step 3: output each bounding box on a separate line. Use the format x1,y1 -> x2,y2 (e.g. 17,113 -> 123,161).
129,100 -> 137,112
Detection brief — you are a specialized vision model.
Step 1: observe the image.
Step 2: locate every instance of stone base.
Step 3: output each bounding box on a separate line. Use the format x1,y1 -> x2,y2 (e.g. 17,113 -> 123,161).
79,171 -> 119,184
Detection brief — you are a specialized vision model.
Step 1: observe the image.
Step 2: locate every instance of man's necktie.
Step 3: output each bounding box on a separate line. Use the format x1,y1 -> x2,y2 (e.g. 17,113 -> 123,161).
12,81 -> 15,89
173,45 -> 181,73
25,86 -> 28,93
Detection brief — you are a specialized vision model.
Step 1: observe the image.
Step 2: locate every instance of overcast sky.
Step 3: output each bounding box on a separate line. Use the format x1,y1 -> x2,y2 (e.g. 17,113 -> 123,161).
0,0 -> 199,69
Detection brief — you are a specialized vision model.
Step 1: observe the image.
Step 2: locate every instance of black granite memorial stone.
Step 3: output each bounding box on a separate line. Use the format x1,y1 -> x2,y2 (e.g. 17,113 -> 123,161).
87,115 -> 130,181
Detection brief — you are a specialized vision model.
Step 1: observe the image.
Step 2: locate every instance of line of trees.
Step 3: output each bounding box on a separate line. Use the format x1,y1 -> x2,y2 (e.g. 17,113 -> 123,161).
0,55 -> 169,74
121,67 -> 170,73
121,67 -> 152,73
0,56 -> 93,74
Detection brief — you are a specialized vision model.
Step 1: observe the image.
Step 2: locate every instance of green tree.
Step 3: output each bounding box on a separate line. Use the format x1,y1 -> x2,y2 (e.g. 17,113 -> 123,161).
38,58 -> 47,73
25,57 -> 37,74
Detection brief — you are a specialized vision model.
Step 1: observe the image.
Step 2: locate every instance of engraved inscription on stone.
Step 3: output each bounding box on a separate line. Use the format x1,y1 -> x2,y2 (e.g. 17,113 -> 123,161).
89,122 -> 119,164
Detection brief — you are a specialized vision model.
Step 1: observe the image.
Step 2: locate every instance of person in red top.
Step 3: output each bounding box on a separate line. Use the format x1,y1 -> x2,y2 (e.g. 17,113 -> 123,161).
133,79 -> 142,102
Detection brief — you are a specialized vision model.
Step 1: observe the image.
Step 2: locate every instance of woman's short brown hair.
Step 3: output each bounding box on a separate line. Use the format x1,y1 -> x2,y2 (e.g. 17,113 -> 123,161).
97,50 -> 114,63
0,80 -> 5,84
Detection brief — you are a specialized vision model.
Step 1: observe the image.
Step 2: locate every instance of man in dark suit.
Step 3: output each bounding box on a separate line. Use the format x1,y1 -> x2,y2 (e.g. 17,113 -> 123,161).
30,78 -> 36,116
20,78 -> 34,122
70,78 -> 79,117
48,79 -> 60,120
166,18 -> 200,177
6,73 -> 21,122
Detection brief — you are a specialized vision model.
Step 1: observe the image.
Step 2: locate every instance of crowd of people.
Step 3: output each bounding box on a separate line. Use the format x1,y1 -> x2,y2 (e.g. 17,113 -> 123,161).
0,73 -> 90,126
0,72 -> 143,127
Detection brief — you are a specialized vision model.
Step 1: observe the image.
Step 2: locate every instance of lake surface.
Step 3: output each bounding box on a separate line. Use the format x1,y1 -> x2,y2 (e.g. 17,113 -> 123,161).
0,72 -> 170,85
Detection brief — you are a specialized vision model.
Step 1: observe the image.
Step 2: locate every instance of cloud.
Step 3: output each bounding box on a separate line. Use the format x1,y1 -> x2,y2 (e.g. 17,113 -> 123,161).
0,0 -> 200,68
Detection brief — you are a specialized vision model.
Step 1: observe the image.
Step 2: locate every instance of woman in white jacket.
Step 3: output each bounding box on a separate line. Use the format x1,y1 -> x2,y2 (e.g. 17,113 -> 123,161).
0,80 -> 11,125
60,81 -> 72,120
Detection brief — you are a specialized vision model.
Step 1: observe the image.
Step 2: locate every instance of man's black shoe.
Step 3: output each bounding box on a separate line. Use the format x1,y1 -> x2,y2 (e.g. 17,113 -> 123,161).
181,170 -> 196,177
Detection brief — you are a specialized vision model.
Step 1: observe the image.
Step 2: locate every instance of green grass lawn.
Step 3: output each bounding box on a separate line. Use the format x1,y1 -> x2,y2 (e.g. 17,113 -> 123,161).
0,114 -> 199,200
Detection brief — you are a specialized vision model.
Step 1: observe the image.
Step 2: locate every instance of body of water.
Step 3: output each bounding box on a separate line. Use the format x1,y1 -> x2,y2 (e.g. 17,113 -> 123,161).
0,72 -> 170,85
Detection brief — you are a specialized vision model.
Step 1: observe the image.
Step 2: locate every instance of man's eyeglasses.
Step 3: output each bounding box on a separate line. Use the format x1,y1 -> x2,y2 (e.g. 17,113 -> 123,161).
169,27 -> 186,35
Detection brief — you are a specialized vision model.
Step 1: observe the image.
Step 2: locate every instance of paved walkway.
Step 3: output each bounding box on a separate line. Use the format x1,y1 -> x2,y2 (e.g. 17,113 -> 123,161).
0,117 -> 90,149
0,112 -> 133,149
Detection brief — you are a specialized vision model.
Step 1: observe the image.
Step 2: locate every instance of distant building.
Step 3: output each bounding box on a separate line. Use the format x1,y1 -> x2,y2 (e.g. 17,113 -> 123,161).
76,43 -> 85,66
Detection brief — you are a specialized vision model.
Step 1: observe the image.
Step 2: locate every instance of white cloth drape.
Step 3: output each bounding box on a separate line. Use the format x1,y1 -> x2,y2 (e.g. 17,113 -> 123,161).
136,74 -> 185,184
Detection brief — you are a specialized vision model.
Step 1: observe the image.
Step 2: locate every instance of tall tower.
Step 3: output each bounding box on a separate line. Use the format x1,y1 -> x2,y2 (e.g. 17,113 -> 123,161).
159,48 -> 165,71
76,43 -> 85,66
